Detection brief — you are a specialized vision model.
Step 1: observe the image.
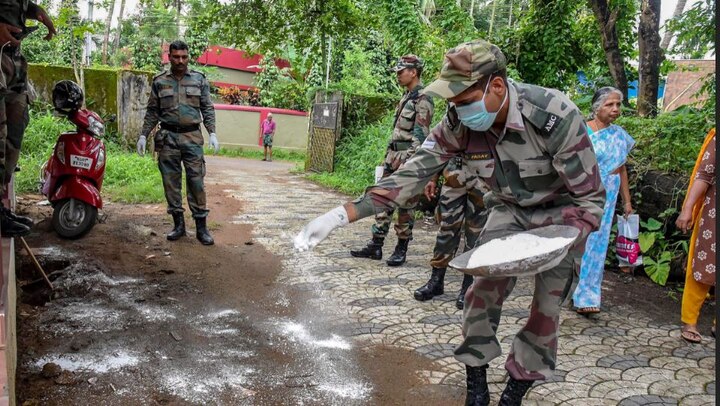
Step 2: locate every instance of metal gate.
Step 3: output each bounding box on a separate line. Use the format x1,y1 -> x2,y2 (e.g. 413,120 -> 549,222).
307,91 -> 342,173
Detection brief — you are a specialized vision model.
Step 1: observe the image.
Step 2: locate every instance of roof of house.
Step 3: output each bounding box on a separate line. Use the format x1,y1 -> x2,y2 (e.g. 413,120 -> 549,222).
663,59 -> 715,112
162,45 -> 291,73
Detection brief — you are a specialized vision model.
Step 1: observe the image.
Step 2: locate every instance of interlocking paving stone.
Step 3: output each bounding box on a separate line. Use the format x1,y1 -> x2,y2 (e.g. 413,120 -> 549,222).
213,165 -> 717,406
618,395 -> 679,405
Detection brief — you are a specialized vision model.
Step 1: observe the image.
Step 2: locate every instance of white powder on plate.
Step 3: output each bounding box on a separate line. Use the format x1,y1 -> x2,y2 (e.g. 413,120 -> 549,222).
467,233 -> 575,268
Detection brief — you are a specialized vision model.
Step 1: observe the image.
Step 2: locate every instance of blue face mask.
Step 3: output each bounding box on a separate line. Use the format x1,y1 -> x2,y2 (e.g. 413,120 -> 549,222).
454,77 -> 507,131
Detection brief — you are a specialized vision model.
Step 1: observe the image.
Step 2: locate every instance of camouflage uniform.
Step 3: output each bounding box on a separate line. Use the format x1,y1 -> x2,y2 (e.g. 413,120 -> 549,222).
0,0 -> 34,196
140,69 -> 216,219
430,156 -> 488,269
371,83 -> 434,240
349,41 -> 605,381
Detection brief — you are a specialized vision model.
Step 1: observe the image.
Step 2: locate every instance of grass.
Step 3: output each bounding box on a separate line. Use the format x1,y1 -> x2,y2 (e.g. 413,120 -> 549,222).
206,147 -> 306,163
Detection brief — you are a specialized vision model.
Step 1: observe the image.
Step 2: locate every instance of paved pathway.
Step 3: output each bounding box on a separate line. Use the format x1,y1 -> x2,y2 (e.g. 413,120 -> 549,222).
219,160 -> 715,405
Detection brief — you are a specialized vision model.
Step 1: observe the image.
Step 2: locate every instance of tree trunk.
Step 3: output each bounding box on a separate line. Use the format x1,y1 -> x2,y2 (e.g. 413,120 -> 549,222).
114,0 -> 126,51
101,0 -> 116,65
588,0 -> 630,104
638,0 -> 662,117
660,0 -> 686,50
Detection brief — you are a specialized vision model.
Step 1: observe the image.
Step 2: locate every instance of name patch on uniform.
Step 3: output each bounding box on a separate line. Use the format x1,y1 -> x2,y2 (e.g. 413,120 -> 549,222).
464,152 -> 492,160
421,138 -> 436,149
541,114 -> 561,137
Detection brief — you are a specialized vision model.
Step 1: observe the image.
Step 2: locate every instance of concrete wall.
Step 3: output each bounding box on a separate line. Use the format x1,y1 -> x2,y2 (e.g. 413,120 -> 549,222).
215,68 -> 257,88
118,71 -> 153,143
212,105 -> 308,151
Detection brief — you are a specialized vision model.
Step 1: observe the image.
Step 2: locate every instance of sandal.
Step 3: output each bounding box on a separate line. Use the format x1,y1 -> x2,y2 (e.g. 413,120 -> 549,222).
576,307 -> 601,315
681,325 -> 702,344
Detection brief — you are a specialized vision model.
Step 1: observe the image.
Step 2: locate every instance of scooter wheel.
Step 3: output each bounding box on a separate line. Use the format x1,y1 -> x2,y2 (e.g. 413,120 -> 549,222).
52,198 -> 98,239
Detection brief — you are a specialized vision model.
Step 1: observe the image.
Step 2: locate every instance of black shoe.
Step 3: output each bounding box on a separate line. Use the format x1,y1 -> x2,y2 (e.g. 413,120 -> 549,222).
1,207 -> 33,228
350,236 -> 384,260
195,217 -> 214,245
498,377 -> 535,406
414,267 -> 446,301
386,238 -> 410,266
456,274 -> 474,310
0,211 -> 30,237
167,212 -> 186,241
465,365 -> 490,406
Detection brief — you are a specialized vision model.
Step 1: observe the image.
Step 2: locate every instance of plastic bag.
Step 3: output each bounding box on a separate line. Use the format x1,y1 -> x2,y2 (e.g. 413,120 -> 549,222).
374,166 -> 384,183
616,214 -> 642,266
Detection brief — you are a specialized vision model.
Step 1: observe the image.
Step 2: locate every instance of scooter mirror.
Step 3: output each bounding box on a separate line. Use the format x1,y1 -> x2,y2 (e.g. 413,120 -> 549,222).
106,114 -> 117,123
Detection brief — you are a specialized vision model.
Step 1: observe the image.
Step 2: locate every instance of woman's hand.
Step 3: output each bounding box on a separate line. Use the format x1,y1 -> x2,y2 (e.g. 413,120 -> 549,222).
675,209 -> 694,234
623,201 -> 633,217
424,179 -> 437,201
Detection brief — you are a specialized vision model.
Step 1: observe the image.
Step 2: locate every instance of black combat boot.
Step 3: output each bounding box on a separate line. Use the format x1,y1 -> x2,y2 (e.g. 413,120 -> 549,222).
167,212 -> 186,241
195,217 -> 214,245
386,238 -> 410,266
0,209 -> 30,237
456,274 -> 474,310
498,377 -> 535,406
1,206 -> 33,228
465,365 -> 490,406
350,236 -> 384,260
414,267 -> 446,301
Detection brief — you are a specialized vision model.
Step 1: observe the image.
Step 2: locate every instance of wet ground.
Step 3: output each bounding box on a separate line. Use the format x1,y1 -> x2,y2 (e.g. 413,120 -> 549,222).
15,156 -> 716,405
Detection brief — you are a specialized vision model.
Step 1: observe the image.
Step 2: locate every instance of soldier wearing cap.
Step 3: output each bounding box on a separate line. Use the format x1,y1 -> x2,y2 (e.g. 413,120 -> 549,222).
295,39 -> 605,405
349,54 -> 434,267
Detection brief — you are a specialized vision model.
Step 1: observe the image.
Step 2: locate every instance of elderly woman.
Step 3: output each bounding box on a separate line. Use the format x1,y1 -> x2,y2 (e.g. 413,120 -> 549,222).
573,87 -> 634,315
676,128 -> 716,343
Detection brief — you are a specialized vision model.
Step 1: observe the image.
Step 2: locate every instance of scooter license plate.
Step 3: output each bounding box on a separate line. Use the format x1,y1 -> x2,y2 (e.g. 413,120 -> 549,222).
70,155 -> 93,169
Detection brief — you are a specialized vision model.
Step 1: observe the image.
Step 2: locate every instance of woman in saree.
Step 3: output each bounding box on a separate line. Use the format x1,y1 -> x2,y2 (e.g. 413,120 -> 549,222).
573,87 -> 634,315
676,128 -> 716,343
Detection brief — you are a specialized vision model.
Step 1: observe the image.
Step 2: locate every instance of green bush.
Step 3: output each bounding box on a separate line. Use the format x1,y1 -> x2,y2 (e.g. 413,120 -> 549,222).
208,147 -> 306,162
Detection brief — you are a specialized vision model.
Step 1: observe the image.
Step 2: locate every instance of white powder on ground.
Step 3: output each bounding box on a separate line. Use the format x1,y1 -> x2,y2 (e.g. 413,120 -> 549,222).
467,233 -> 575,268
34,351 -> 141,373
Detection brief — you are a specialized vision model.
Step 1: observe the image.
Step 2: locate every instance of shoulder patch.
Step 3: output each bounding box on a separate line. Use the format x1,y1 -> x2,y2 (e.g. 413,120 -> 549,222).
445,105 -> 460,131
541,113 -> 561,137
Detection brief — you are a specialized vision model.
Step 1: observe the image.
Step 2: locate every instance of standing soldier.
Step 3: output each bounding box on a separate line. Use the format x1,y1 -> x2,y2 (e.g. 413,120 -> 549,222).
350,54 -> 434,267
137,40 -> 219,246
295,39 -> 605,405
0,0 -> 56,236
414,157 -> 488,309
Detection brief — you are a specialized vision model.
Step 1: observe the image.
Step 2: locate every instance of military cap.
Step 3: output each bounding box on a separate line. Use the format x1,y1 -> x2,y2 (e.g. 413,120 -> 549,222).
422,39 -> 507,99
392,54 -> 424,72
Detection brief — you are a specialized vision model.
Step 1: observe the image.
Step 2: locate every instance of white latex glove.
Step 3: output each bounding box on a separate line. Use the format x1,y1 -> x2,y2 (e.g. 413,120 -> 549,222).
136,135 -> 146,156
209,133 -> 220,153
294,206 -> 350,251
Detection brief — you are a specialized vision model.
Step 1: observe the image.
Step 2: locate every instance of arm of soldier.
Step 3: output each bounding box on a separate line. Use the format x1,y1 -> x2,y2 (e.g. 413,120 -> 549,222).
26,2 -> 56,40
199,77 -> 216,134
407,98 -> 434,157
550,108 -> 606,245
139,81 -> 161,138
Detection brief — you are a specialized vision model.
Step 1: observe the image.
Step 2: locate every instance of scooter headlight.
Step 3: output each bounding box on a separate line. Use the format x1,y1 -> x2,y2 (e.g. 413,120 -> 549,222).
95,148 -> 105,170
56,141 -> 65,165
87,115 -> 105,137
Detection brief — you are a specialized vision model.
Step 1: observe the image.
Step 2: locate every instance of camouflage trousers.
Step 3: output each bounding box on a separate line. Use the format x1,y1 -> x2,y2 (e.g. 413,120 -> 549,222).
157,130 -> 209,219
430,158 -> 487,269
454,194 -> 581,380
0,50 -> 29,197
371,164 -> 413,240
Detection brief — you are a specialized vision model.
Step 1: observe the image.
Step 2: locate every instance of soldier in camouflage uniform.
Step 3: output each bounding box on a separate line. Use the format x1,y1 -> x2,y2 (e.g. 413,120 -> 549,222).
350,54 -> 434,267
0,0 -> 55,236
295,39 -> 605,406
414,157 -> 488,309
137,40 -> 220,246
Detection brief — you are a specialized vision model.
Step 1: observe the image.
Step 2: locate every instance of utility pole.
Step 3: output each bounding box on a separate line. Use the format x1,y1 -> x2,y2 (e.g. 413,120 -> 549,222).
84,0 -> 94,65
325,36 -> 332,88
488,0 -> 498,37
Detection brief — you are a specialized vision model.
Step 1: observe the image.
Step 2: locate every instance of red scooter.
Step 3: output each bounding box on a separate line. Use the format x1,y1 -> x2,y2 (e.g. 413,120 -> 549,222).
40,81 -> 107,239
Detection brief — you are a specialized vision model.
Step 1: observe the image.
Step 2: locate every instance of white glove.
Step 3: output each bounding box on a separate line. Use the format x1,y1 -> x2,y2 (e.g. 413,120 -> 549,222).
136,135 -> 146,155
294,206 -> 350,251
209,133 -> 220,153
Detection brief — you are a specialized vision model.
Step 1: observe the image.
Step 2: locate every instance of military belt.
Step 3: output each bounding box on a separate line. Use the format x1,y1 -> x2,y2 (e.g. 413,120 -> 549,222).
161,123 -> 200,133
388,141 -> 412,151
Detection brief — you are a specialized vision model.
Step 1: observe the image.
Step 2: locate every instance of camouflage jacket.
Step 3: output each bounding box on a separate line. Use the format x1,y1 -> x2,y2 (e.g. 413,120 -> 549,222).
140,69 -> 216,137
384,84 -> 434,169
350,80 -> 606,242
0,0 -> 34,28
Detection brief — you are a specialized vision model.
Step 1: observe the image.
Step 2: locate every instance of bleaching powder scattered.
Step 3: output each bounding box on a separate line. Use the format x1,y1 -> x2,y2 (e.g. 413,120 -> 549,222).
467,233 -> 574,268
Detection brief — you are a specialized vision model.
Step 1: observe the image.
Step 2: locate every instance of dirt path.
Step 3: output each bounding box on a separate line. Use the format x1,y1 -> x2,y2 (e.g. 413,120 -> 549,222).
15,157 -> 457,405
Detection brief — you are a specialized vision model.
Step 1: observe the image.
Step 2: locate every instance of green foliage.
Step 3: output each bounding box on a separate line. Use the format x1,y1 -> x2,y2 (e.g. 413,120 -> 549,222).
638,217 -> 688,286
666,0 -> 715,59
206,147 -> 306,163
